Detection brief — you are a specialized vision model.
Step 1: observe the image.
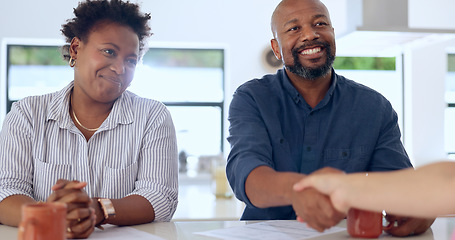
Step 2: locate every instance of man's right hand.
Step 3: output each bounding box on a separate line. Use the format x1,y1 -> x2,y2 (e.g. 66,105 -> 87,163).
291,187 -> 345,232
292,167 -> 346,232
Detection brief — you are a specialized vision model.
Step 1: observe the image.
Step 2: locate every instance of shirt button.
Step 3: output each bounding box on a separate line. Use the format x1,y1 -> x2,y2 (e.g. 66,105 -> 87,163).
306,146 -> 312,151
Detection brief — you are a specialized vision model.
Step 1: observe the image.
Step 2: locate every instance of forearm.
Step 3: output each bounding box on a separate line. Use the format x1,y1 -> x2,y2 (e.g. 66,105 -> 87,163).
0,195 -> 36,226
93,195 -> 155,226
345,162 -> 455,217
246,166 -> 305,208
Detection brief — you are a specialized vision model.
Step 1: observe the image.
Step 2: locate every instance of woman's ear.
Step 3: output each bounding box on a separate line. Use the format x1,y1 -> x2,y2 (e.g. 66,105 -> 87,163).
69,37 -> 81,59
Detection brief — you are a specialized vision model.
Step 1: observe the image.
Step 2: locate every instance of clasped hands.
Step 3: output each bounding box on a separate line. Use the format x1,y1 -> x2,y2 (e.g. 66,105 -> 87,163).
291,167 -> 433,237
46,179 -> 97,239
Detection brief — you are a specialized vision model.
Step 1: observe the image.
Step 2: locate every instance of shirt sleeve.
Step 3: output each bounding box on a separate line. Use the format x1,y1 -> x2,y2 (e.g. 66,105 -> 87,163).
226,87 -> 275,208
126,105 -> 178,222
0,102 -> 35,202
368,100 -> 413,171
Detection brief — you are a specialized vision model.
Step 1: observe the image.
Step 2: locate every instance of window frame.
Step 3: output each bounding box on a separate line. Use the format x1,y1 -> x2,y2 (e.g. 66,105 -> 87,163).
140,42 -> 227,156
446,52 -> 455,155
1,39 -> 67,123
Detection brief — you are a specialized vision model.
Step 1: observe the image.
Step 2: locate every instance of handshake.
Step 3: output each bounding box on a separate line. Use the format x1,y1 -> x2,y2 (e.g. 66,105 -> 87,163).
290,167 -> 434,237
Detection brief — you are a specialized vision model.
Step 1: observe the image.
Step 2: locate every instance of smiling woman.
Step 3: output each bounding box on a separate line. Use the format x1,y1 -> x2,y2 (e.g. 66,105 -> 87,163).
0,0 -> 178,239
69,21 -> 140,114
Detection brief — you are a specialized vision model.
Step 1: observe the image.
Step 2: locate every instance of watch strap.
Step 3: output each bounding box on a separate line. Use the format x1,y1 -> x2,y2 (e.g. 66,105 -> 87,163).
97,198 -> 115,224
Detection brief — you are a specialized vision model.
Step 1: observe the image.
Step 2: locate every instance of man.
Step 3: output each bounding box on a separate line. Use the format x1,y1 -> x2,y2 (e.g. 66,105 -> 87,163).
226,0 -> 434,236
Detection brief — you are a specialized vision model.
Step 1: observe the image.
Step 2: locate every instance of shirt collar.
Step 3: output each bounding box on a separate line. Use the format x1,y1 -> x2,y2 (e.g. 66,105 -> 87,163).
317,68 -> 337,109
105,91 -> 134,128
46,81 -> 73,129
47,81 -> 134,130
280,68 -> 302,104
280,68 -> 338,109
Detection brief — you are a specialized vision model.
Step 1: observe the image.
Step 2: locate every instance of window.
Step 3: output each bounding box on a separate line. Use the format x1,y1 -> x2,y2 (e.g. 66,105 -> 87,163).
6,44 -> 71,112
445,54 -> 455,156
132,47 -> 225,173
4,42 -> 225,171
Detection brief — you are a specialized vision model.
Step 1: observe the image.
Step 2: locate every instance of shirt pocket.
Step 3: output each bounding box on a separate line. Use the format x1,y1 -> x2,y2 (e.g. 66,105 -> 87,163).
323,147 -> 368,173
101,161 -> 138,198
34,159 -> 72,201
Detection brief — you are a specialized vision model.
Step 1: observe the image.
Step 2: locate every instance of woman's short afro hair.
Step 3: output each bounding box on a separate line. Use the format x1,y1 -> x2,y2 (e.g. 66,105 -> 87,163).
61,0 -> 152,61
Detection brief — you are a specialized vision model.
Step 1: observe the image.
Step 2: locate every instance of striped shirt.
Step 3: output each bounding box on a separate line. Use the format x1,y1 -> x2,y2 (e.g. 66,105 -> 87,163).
0,82 -> 178,221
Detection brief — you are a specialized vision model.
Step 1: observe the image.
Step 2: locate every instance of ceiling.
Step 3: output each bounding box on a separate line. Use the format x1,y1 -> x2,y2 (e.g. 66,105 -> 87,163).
336,31 -> 455,57
334,0 -> 455,57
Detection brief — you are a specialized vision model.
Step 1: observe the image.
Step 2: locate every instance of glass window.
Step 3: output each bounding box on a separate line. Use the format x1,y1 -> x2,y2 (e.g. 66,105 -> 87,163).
131,48 -> 224,103
5,44 -> 225,170
446,54 -> 455,103
6,45 -> 71,111
445,54 -> 455,154
445,108 -> 455,154
168,106 -> 222,157
133,47 -> 225,168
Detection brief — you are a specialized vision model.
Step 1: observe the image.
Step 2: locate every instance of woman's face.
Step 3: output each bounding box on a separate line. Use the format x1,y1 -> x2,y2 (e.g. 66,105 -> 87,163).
70,21 -> 140,103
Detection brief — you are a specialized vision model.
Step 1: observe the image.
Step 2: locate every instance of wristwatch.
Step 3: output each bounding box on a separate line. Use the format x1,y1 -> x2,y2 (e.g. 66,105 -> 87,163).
98,198 -> 116,223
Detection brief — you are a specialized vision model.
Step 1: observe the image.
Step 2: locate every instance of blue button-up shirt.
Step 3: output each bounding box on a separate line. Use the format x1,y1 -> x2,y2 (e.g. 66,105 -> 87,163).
227,68 -> 412,220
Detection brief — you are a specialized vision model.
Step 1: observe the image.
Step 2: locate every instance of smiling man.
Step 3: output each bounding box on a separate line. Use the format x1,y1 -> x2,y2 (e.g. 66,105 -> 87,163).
226,0 -> 434,236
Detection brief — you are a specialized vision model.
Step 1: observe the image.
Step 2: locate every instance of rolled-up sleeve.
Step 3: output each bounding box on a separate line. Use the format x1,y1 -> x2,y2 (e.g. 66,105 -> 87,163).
226,88 -> 274,208
0,102 -> 35,202
128,106 -> 178,221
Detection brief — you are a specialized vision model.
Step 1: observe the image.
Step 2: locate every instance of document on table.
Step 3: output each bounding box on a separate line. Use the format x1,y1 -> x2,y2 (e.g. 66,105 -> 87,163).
195,220 -> 345,240
77,225 -> 165,240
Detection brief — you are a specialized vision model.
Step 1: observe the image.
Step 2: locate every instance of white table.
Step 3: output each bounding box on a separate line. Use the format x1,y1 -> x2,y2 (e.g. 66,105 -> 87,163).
3,217 -> 455,239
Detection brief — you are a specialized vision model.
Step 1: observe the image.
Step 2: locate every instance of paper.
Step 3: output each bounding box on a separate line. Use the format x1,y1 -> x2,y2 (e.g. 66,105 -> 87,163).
195,220 -> 345,240
71,225 -> 165,240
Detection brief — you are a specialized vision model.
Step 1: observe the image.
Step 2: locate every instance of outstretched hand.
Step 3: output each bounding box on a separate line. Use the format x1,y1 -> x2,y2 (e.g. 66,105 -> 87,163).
293,170 -> 349,213
293,173 -> 435,237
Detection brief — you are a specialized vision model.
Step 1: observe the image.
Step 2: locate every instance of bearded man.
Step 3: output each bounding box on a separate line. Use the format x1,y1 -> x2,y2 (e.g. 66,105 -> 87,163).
226,0 -> 434,237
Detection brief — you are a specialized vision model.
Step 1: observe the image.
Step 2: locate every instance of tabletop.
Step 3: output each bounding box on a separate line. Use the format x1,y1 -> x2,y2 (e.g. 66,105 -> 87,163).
2,217 -> 455,239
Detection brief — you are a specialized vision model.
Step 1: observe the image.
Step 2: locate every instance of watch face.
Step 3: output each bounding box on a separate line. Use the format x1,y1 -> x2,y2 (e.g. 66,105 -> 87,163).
99,198 -> 115,216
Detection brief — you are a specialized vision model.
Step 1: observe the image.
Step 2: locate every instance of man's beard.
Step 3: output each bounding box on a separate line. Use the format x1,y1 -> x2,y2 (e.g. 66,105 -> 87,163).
286,42 -> 335,80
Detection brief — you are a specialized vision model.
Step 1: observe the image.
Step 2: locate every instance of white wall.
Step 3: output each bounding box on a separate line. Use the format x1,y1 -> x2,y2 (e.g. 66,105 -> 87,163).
409,0 -> 455,30
403,37 -> 455,166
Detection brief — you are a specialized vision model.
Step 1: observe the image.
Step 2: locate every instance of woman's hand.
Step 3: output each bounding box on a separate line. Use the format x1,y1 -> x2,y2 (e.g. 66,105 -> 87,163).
293,170 -> 349,213
47,179 -> 96,239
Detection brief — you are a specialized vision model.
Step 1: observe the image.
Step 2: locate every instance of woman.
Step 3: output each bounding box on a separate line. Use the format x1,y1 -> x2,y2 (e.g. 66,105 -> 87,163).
293,161 -> 455,218
0,0 -> 178,238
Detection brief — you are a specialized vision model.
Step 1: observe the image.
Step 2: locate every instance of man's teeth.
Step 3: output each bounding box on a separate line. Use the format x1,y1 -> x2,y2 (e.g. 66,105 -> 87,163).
301,47 -> 321,55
